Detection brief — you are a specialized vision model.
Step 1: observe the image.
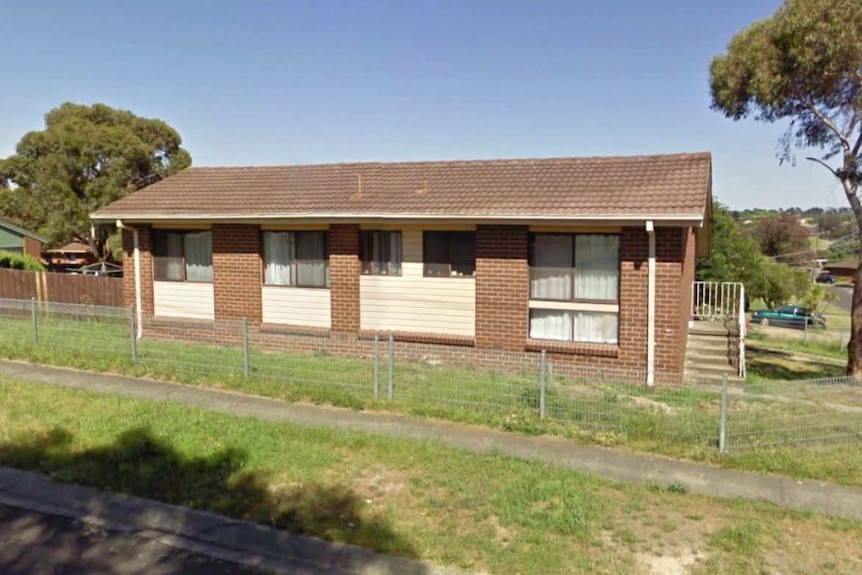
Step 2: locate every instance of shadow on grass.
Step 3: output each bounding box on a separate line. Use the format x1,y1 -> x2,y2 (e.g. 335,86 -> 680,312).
747,346 -> 845,380
0,427 -> 419,562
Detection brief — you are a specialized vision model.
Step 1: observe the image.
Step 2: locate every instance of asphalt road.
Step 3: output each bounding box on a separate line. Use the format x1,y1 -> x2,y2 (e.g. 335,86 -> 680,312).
0,503 -> 272,575
827,285 -> 853,312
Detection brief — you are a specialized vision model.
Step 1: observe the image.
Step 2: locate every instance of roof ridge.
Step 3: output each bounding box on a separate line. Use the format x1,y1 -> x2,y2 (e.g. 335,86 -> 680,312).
182,151 -> 712,171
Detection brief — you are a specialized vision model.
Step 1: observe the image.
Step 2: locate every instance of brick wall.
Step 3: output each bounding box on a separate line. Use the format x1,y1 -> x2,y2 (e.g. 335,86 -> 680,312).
212,224 -> 262,323
618,227 -> 649,371
121,226 -> 154,315
330,224 -> 360,332
677,227 -> 696,371
653,227 -> 691,374
474,225 -> 529,351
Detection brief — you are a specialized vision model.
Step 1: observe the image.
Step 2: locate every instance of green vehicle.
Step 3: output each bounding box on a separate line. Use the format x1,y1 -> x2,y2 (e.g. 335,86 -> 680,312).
751,305 -> 826,329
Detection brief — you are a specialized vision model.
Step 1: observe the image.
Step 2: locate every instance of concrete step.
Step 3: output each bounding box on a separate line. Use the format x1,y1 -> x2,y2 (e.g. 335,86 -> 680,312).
688,321 -> 740,337
685,361 -> 737,376
686,349 -> 734,363
687,337 -> 732,352
686,372 -> 744,385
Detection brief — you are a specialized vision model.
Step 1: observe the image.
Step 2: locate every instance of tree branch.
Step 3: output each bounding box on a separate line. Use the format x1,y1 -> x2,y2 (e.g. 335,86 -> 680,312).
803,101 -> 851,150
806,156 -> 841,178
852,126 -> 862,159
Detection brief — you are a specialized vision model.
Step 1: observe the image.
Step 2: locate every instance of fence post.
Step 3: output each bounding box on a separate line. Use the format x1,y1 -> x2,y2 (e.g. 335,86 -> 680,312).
30,297 -> 38,346
539,350 -> 547,420
128,306 -> 138,362
719,374 -> 728,454
387,334 -> 394,400
373,334 -> 380,400
242,318 -> 250,377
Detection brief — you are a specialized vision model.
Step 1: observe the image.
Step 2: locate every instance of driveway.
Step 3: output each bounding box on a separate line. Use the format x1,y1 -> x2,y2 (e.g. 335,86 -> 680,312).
827,285 -> 853,312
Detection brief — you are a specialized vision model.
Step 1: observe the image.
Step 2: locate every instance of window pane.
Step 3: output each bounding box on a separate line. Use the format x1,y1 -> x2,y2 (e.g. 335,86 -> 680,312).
449,232 -> 476,277
154,232 -> 183,280
530,234 -> 573,299
423,231 -> 449,276
575,235 -> 619,301
263,232 -> 293,285
574,311 -> 618,344
389,232 -> 402,275
184,231 -> 213,282
529,309 -> 573,341
362,231 -> 402,276
296,231 -> 328,287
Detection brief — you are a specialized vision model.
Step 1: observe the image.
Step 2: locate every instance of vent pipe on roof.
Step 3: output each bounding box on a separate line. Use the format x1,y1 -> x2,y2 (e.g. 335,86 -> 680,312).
646,220 -> 656,386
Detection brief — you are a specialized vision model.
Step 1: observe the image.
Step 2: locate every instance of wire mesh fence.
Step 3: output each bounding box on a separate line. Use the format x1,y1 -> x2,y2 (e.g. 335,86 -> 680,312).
0,298 -> 860,452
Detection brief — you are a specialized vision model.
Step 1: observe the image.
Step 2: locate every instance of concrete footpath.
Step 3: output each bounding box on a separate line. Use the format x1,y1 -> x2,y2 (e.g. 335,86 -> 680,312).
3,360 -> 862,524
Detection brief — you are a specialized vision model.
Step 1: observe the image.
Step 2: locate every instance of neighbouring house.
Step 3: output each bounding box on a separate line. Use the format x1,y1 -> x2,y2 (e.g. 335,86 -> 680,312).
0,220 -> 48,258
824,258 -> 858,280
44,241 -> 98,271
90,152 -> 713,382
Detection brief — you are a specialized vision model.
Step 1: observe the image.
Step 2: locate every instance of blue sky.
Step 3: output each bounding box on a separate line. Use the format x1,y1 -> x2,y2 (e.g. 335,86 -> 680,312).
0,0 -> 846,209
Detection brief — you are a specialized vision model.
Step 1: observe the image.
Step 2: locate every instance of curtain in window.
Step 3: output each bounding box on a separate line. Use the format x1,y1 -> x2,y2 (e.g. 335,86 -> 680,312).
529,309 -> 573,341
184,231 -> 213,282
264,232 -> 293,285
574,311 -> 618,344
156,233 -> 184,281
296,231 -> 327,286
574,235 -> 619,301
530,234 -> 573,299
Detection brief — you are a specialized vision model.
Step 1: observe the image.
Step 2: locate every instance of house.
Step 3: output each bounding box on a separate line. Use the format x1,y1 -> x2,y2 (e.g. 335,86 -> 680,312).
0,220 -> 48,258
44,241 -> 98,271
824,258 -> 858,280
90,152 -> 712,382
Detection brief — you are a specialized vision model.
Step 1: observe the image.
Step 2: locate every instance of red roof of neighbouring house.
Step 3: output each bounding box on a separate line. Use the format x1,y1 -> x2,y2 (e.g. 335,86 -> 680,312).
91,152 -> 712,222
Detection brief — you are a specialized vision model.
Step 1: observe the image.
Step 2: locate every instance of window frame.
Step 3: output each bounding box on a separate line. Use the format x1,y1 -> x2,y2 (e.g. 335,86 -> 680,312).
261,230 -> 331,289
360,230 -> 403,276
422,231 -> 476,278
152,229 -> 213,284
528,232 -> 621,304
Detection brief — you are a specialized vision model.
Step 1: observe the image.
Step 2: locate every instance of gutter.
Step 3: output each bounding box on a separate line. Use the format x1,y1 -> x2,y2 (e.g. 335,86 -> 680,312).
115,220 -> 142,339
90,212 -> 706,226
646,220 -> 656,386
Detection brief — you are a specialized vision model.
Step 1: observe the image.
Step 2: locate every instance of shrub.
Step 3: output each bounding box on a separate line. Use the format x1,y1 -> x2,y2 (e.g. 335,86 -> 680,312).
0,251 -> 45,271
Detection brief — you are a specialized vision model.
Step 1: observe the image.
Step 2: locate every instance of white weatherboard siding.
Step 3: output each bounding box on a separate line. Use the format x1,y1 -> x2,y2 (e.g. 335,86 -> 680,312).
360,229 -> 475,336
153,282 -> 214,320
262,286 -> 331,328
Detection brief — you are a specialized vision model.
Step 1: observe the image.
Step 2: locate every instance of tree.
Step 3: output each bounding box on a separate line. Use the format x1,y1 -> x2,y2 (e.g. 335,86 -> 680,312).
709,0 -> 862,374
0,103 -> 191,260
752,214 -> 811,265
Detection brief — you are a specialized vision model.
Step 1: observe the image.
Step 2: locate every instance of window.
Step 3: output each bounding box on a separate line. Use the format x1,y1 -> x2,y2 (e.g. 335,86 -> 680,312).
423,231 -> 476,277
263,231 -> 330,287
528,233 -> 620,344
360,231 -> 402,276
153,230 -> 213,282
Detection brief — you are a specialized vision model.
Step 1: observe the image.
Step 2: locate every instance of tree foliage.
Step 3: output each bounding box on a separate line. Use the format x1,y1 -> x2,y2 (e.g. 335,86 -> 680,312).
709,0 -> 862,373
698,201 -> 764,287
0,103 -> 191,260
752,214 -> 811,264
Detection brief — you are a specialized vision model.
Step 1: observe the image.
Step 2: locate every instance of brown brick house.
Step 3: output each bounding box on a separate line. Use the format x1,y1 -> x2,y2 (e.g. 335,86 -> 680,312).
90,152 -> 712,383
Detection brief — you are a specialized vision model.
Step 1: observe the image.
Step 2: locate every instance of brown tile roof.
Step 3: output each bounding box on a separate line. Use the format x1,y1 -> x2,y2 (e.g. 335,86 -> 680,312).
92,152 -> 711,221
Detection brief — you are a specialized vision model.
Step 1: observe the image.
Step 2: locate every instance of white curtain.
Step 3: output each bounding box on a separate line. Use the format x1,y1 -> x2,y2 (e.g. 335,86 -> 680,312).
574,312 -> 618,344
529,309 -> 573,341
530,234 -> 573,299
575,235 -> 619,301
184,231 -> 213,282
296,232 -> 327,286
264,232 -> 293,285
158,233 -> 184,281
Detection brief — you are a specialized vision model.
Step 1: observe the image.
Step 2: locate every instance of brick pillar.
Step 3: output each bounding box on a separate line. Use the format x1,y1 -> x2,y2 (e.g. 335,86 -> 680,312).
654,227 -> 688,377
618,227 -> 649,372
121,226 -> 154,316
212,224 -> 262,323
22,237 -> 42,258
474,225 -> 529,351
330,224 -> 360,332
676,227 -> 696,375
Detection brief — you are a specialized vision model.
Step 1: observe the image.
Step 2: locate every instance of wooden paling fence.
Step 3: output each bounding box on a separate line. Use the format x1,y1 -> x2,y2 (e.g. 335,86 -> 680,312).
0,269 -> 123,307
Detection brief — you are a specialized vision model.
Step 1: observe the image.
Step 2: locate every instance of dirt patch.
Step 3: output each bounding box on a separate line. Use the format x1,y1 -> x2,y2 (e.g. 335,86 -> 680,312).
630,396 -> 678,415
635,547 -> 708,575
353,466 -> 410,501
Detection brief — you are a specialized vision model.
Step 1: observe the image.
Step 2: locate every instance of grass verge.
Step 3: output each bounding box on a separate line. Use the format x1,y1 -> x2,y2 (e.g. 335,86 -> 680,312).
1,314 -> 861,487
1,380 -> 861,575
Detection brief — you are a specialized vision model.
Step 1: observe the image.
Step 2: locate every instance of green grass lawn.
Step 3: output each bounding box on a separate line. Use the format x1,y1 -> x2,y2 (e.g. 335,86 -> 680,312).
2,312 -> 862,486
1,380 -> 860,575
